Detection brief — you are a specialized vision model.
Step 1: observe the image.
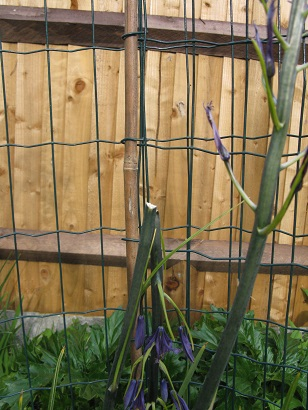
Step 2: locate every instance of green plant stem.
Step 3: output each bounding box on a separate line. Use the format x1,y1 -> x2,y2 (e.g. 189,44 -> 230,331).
148,212 -> 164,402
225,162 -> 257,211
280,148 -> 306,170
162,292 -> 193,347
251,38 -> 283,130
193,2 -> 307,408
259,0 -> 289,51
157,282 -> 174,340
103,203 -> 157,410
142,202 -> 243,292
258,151 -> 308,235
297,61 -> 308,71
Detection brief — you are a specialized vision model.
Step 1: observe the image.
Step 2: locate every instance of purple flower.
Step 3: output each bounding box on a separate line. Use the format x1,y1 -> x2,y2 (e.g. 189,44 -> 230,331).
203,102 -> 230,161
254,1 -> 275,79
170,390 -> 190,410
178,326 -> 194,362
265,0 -> 275,78
135,315 -> 145,349
254,23 -> 264,57
161,378 -> 169,402
124,379 -> 145,410
144,326 -> 179,361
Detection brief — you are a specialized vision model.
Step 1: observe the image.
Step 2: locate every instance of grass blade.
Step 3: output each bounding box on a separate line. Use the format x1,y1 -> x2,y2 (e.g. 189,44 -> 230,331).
48,346 -> 65,410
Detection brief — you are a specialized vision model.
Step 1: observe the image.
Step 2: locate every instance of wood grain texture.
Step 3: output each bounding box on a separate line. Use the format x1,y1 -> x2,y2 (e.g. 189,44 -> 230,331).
0,228 -> 306,275
0,6 -> 303,61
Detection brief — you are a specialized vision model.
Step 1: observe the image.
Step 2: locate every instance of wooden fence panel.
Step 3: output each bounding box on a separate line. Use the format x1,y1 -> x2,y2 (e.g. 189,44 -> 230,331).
0,0 -> 306,324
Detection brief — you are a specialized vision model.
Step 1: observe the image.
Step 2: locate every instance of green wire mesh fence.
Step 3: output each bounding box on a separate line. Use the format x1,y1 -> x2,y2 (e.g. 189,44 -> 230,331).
0,0 -> 307,409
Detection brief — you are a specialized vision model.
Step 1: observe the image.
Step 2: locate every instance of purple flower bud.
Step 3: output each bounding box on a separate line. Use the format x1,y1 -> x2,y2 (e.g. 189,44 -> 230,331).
124,379 -> 145,410
266,0 -> 275,78
161,378 -> 169,402
144,326 -> 180,361
178,326 -> 194,362
203,102 -> 230,162
134,385 -> 145,410
135,315 -> 145,349
170,390 -> 190,410
254,23 -> 264,59
124,379 -> 137,409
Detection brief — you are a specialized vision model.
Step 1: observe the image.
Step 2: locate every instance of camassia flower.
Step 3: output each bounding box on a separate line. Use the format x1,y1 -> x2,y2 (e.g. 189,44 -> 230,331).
178,326 -> 194,362
144,326 -> 180,361
124,379 -> 145,410
170,390 -> 189,410
161,378 -> 169,402
265,0 -> 275,78
203,102 -> 230,161
254,0 -> 276,79
135,315 -> 146,349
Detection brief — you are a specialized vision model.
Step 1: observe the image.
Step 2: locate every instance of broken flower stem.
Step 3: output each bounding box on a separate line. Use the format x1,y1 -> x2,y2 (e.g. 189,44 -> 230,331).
280,148 -> 307,170
225,161 -> 257,211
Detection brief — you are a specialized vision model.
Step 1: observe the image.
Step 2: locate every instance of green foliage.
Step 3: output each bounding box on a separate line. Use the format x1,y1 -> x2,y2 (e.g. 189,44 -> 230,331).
0,310 -> 128,410
0,259 -> 21,378
0,307 -> 306,409
301,288 -> 308,303
191,307 -> 307,409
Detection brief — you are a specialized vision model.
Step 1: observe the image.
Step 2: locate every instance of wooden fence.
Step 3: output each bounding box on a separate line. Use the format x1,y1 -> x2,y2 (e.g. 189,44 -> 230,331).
0,0 -> 307,326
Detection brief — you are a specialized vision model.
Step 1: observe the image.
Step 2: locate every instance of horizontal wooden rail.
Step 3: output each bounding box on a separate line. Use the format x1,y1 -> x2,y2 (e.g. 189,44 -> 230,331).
0,228 -> 306,275
0,6 -> 305,62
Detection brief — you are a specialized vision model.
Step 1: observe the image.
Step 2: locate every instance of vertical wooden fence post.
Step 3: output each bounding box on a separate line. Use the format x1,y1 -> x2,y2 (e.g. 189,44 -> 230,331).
123,0 -> 140,364
124,1 -> 139,291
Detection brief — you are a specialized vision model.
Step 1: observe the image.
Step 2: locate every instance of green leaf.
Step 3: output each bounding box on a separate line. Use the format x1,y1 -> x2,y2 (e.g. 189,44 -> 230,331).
178,344 -> 206,397
301,288 -> 308,303
284,373 -> 303,409
48,346 -> 65,410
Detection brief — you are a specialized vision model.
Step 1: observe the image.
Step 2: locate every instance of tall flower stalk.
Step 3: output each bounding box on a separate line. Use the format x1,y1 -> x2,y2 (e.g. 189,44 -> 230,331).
103,203 -> 242,410
194,1 -> 308,408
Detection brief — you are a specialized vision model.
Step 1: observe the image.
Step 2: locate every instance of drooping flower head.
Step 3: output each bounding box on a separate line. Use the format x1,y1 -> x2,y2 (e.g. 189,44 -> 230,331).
265,0 -> 276,78
178,326 -> 194,362
135,315 -> 146,349
170,390 -> 190,410
253,0 -> 276,79
203,102 -> 230,162
161,378 -> 169,402
124,379 -> 145,410
144,326 -> 180,361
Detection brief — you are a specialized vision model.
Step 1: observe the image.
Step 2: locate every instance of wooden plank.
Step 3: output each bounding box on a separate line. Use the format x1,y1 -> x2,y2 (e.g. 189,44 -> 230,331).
238,59 -> 271,243
59,45 -> 94,312
275,71 -> 308,328
0,6 -> 301,62
0,43 -> 17,230
292,275 -> 308,327
279,73 -> 308,246
147,51 -> 177,228
85,0 -> 124,315
37,44 -> 68,313
164,52 -> 191,239
13,43 -> 46,312
0,228 -> 307,275
192,54 -> 223,240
